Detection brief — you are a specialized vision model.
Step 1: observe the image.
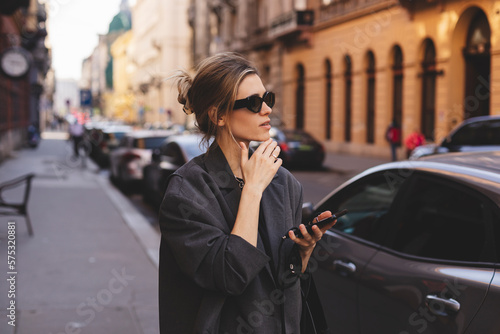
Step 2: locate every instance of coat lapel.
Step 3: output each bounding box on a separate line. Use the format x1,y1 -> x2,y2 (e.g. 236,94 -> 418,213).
203,144 -> 241,230
203,143 -> 284,285
260,175 -> 285,273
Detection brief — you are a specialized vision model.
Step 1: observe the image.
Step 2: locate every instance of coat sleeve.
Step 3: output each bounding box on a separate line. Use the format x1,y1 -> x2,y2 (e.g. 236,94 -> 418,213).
159,175 -> 270,296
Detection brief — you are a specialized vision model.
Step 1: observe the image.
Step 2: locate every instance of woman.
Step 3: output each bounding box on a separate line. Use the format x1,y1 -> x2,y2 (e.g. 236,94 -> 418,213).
158,52 -> 334,333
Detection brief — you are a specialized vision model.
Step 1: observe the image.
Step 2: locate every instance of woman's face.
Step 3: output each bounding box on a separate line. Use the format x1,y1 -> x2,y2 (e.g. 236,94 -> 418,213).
224,74 -> 272,145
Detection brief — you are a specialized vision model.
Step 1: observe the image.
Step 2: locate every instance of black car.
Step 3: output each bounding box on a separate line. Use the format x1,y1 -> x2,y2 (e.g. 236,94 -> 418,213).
410,115 -> 500,159
305,151 -> 500,333
251,127 -> 325,169
142,134 -> 207,208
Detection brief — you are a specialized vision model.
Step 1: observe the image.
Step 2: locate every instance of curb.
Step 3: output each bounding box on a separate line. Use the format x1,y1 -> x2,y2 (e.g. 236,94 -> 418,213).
96,173 -> 161,269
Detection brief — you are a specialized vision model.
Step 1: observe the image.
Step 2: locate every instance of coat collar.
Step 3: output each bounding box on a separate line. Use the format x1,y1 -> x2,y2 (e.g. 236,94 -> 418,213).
203,142 -> 284,285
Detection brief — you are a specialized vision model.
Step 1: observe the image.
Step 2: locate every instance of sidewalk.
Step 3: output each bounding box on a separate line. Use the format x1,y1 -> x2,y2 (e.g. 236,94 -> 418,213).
0,132 -> 388,334
0,133 -> 159,334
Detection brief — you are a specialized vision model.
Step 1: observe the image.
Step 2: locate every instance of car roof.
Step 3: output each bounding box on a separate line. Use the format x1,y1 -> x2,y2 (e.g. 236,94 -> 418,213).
418,150 -> 500,174
340,151 -> 500,200
164,133 -> 203,144
126,130 -> 176,138
459,115 -> 500,125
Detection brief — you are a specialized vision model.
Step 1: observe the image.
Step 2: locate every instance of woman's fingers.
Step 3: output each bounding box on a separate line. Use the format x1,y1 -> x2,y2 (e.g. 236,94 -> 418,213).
239,142 -> 248,166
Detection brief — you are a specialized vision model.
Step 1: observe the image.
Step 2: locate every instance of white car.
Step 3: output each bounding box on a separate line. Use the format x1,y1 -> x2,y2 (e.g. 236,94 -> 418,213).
109,130 -> 176,189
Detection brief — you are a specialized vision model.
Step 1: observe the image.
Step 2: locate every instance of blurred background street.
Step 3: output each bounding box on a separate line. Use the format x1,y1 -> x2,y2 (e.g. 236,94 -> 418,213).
1,0 -> 499,332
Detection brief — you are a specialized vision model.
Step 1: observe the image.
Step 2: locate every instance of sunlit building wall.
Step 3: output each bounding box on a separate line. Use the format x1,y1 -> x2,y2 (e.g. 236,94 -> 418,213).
110,30 -> 136,123
282,0 -> 499,158
189,0 -> 499,159
131,0 -> 191,127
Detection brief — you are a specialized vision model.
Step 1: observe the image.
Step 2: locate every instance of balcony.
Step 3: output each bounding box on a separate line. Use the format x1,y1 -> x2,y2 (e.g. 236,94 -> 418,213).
398,0 -> 449,13
318,0 -> 399,26
268,10 -> 314,39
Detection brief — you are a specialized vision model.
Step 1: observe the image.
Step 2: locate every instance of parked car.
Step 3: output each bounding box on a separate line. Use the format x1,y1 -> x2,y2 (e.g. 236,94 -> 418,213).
142,133 -> 207,208
87,124 -> 133,167
251,127 -> 325,169
109,130 -> 176,189
410,115 -> 500,159
304,151 -> 500,333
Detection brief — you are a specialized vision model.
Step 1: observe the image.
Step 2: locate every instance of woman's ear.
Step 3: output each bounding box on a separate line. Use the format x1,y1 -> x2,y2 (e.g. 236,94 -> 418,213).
217,116 -> 226,127
208,107 -> 225,126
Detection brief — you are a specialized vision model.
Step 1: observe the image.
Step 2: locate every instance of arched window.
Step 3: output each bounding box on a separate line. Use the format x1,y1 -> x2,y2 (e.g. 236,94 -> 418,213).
296,64 -> 305,130
325,59 -> 332,140
366,51 -> 375,144
463,11 -> 491,118
392,45 -> 403,134
344,55 -> 352,142
421,39 -> 436,141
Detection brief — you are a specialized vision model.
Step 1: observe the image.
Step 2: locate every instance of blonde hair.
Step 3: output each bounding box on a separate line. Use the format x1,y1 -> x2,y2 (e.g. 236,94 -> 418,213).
174,52 -> 258,149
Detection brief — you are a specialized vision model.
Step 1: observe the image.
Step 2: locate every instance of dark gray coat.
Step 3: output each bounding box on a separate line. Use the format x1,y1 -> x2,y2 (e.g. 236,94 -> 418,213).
158,145 -> 304,334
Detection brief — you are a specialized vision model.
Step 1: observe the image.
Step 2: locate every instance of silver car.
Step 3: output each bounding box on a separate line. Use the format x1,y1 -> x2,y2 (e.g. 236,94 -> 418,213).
410,115 -> 500,159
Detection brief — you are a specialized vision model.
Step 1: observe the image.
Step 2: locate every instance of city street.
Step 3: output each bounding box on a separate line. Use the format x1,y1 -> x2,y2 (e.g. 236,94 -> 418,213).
0,133 -> 387,334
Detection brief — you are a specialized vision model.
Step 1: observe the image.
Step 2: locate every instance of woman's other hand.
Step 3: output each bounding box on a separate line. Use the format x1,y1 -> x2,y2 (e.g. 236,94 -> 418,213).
288,211 -> 336,272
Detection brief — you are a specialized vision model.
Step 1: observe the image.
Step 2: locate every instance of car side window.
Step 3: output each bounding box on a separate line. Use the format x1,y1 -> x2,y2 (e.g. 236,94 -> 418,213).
161,143 -> 184,165
387,175 -> 492,262
119,136 -> 128,147
315,170 -> 406,243
450,120 -> 500,146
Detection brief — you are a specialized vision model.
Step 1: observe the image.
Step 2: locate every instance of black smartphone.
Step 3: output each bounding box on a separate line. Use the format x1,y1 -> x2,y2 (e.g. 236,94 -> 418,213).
285,209 -> 348,239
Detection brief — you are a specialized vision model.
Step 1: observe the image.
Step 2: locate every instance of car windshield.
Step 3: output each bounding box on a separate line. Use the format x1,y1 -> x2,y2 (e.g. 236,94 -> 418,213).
283,130 -> 315,143
135,137 -> 168,149
450,120 -> 500,146
183,143 -> 205,160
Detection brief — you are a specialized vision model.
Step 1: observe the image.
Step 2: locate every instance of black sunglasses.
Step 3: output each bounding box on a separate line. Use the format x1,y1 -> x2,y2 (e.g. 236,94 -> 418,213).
233,91 -> 275,113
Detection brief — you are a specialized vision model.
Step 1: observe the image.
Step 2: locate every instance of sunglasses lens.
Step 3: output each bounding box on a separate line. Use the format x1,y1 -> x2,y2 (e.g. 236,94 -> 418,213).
249,96 -> 263,113
264,92 -> 275,108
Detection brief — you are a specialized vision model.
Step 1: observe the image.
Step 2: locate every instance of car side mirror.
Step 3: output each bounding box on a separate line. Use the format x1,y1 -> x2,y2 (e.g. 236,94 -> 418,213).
302,202 -> 314,224
152,149 -> 161,163
441,136 -> 452,147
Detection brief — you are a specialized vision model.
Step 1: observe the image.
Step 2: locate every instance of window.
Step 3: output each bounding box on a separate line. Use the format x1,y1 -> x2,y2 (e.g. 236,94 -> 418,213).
366,51 -> 375,144
315,171 -> 406,243
421,39 -> 436,142
296,64 -> 305,130
344,55 -> 352,142
388,175 -> 491,262
449,120 -> 500,146
325,59 -> 332,140
161,143 -> 184,166
392,45 -> 403,137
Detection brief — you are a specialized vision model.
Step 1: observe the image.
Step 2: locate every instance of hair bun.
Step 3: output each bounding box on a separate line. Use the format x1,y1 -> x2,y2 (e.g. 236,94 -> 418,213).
175,71 -> 193,115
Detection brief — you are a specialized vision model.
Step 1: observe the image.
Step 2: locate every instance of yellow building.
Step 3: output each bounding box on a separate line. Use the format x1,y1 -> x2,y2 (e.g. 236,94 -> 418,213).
281,0 -> 500,158
109,30 -> 136,123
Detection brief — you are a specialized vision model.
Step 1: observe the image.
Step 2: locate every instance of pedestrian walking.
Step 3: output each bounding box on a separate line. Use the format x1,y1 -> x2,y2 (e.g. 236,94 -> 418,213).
385,119 -> 401,161
158,52 -> 333,334
68,119 -> 84,157
404,129 -> 425,158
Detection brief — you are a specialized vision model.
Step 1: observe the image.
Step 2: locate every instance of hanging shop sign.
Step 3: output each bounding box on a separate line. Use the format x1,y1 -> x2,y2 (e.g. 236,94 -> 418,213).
0,47 -> 31,79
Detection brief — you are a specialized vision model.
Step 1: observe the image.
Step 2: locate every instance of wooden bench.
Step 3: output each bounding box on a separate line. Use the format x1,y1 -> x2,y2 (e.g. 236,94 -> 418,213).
0,173 -> 35,236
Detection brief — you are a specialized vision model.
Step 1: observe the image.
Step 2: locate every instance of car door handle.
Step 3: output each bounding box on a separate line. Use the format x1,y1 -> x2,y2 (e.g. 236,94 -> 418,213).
333,260 -> 356,273
425,295 -> 461,316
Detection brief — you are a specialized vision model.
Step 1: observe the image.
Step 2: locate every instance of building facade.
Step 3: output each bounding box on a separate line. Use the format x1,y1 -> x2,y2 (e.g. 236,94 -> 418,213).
130,0 -> 191,127
189,0 -> 500,158
0,0 -> 51,161
110,30 -> 136,123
